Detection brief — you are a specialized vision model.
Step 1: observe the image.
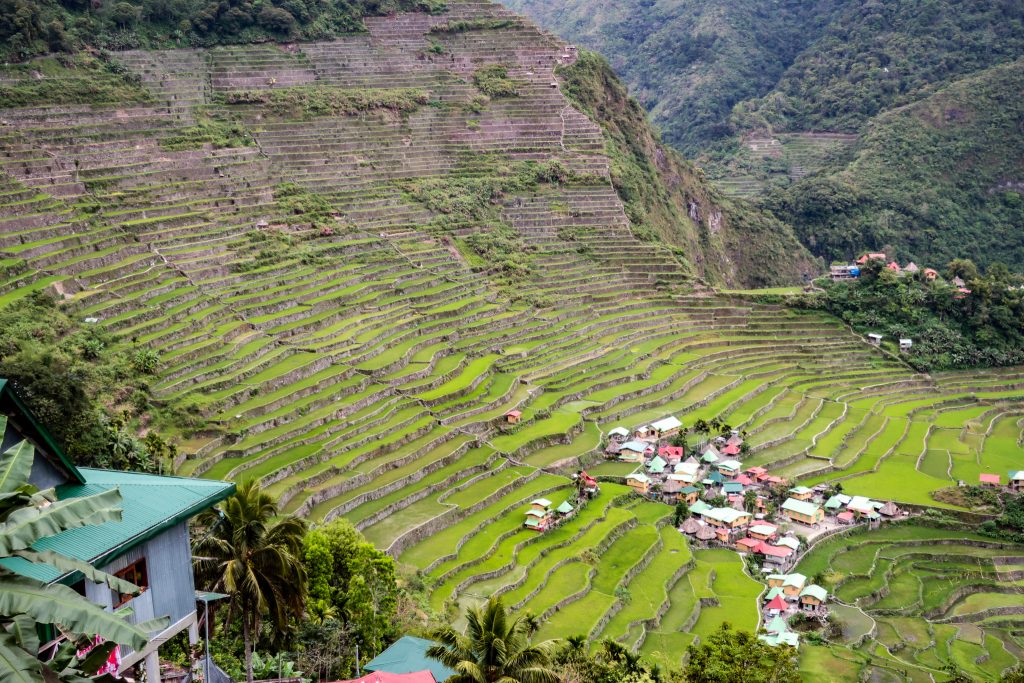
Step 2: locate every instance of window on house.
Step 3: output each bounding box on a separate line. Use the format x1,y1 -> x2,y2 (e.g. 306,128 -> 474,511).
112,558 -> 149,608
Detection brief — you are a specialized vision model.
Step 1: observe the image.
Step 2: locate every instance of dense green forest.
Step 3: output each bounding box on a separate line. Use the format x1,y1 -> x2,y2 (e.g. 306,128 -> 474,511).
796,258 -> 1024,371
765,60 -> 1024,269
0,0 -> 445,61
737,0 -> 1024,133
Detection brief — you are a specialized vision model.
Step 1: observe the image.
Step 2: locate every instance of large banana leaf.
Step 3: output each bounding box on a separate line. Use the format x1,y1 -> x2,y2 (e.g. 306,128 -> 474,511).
0,434 -> 28,496
0,576 -> 150,651
0,632 -> 42,683
8,614 -> 38,655
0,488 -> 123,554
13,549 -> 139,595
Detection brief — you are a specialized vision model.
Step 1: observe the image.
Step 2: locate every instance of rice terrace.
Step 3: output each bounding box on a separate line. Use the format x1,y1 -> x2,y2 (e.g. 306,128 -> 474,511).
1,0 -> 1023,680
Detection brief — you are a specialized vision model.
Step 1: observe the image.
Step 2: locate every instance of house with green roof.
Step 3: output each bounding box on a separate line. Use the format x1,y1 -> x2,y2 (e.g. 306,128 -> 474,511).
647,455 -> 667,474
800,584 -> 828,611
787,485 -> 814,501
824,493 -> 851,510
759,630 -> 799,648
780,497 -> 824,525
700,506 -> 752,529
0,380 -> 235,683
364,635 -> 457,681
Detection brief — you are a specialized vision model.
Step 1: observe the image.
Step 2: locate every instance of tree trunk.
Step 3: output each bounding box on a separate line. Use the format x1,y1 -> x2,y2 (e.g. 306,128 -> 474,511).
243,617 -> 254,683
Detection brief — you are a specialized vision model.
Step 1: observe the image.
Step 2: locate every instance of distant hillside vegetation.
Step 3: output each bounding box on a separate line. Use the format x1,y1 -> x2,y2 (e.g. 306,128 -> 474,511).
736,0 -> 1024,133
764,60 -> 1024,269
0,0 -> 445,60
504,0 -> 844,154
506,0 -> 1024,272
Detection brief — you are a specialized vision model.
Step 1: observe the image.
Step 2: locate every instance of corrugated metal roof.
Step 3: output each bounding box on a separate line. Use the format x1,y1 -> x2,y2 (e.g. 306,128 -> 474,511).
364,636 -> 455,681
0,468 -> 234,583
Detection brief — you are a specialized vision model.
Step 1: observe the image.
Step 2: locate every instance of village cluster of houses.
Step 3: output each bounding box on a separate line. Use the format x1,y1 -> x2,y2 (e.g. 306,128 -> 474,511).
601,415 -> 917,646
522,471 -> 599,532
757,573 -> 830,649
830,252 -> 946,283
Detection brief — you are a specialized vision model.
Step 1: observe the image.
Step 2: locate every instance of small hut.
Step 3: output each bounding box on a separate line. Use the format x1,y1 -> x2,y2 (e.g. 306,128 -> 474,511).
681,517 -> 701,535
696,525 -> 717,543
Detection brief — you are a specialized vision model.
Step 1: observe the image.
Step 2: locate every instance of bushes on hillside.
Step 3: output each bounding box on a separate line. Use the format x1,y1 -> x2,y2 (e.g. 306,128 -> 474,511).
798,258 -> 1024,370
0,0 -> 448,62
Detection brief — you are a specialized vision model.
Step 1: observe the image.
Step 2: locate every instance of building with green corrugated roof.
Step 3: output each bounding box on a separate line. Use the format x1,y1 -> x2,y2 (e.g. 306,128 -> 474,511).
0,379 -> 234,682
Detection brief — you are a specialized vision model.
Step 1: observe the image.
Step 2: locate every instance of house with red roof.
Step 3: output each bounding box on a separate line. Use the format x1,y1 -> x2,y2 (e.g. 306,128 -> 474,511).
857,252 -> 886,265
745,466 -> 768,481
979,473 -> 1000,487
924,268 -> 939,280
504,410 -> 521,424
765,594 -> 788,616
336,672 -> 436,683
658,445 -> 684,463
721,443 -> 741,456
736,537 -> 760,552
886,261 -> 901,273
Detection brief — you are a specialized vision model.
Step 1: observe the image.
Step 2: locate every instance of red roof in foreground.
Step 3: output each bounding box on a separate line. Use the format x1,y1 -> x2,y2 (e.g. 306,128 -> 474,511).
333,672 -> 436,683
837,511 -> 855,522
765,595 -> 788,611
980,473 -> 1001,484
722,444 -> 741,455
737,537 -> 760,549
506,410 -> 522,418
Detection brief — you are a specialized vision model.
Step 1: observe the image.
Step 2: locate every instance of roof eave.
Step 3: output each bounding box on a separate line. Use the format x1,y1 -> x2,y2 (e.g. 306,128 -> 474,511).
50,479 -> 236,586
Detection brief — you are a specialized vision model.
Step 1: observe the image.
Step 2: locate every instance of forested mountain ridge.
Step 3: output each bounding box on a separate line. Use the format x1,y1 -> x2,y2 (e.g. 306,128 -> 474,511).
735,0 -> 1024,134
503,0 -> 844,154
766,59 -> 1024,268
506,0 -> 1024,271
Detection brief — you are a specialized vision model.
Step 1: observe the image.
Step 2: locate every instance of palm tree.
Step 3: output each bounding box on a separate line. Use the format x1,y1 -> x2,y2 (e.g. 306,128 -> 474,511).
427,598 -> 560,683
192,479 -> 308,682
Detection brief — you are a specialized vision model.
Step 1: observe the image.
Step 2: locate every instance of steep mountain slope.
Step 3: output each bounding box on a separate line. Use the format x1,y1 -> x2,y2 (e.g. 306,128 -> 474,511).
558,51 -> 818,286
505,0 -> 1024,268
766,59 -> 1024,268
504,0 -> 843,154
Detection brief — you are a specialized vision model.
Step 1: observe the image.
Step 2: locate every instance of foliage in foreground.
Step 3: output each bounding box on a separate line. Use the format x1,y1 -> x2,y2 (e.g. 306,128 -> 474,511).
427,597 -> 561,683
0,425 -> 157,682
0,291 -> 172,471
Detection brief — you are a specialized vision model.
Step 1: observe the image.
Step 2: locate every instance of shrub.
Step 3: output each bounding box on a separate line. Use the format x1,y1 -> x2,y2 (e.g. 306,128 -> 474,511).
473,64 -> 519,98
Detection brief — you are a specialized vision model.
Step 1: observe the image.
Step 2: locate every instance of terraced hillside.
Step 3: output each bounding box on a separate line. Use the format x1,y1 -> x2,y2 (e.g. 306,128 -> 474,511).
797,524 -> 1024,681
1,0 -> 1024,672
711,133 -> 858,198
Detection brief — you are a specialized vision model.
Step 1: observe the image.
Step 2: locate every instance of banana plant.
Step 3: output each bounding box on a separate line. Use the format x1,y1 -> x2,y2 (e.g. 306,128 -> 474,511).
0,423 -> 156,682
